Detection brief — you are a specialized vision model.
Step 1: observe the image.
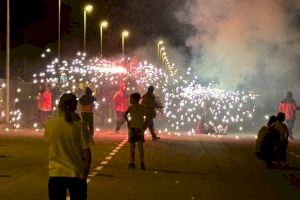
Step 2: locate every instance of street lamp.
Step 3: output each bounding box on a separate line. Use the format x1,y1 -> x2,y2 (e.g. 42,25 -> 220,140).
157,40 -> 164,66
159,46 -> 165,62
121,30 -> 129,56
6,0 -> 10,123
99,20 -> 108,58
83,4 -> 93,53
58,0 -> 61,61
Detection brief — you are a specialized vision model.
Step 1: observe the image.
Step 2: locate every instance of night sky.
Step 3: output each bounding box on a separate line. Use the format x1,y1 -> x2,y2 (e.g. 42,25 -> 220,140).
0,0 -> 190,56
1,0 -> 300,107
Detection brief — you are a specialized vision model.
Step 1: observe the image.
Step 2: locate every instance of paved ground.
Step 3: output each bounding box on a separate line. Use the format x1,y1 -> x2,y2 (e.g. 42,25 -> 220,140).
0,130 -> 300,200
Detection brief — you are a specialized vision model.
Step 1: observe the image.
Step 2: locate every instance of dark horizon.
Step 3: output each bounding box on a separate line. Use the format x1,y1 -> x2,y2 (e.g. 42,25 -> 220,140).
0,0 -> 190,57
1,0 -> 300,110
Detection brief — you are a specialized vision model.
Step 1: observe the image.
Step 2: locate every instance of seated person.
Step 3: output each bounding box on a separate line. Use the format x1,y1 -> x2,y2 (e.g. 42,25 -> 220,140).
269,112 -> 289,167
255,115 -> 277,167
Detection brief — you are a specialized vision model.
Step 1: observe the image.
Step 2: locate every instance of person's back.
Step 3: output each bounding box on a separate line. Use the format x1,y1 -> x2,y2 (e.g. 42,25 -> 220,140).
125,93 -> 147,169
255,126 -> 268,155
44,93 -> 92,200
272,121 -> 289,141
279,92 -> 297,121
45,114 -> 88,178
255,115 -> 277,164
141,92 -> 157,118
127,104 -> 146,131
270,112 -> 289,166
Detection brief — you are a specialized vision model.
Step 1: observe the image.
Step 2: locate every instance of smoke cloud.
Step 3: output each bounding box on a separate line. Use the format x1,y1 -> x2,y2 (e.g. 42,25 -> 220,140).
176,0 -> 300,109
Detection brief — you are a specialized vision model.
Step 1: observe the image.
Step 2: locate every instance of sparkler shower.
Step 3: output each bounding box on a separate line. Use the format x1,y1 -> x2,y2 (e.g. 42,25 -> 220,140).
2,0 -> 300,133
9,53 -> 257,134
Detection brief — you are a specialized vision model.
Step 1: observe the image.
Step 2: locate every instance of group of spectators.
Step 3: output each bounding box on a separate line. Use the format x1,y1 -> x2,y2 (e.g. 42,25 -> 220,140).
40,83 -> 163,200
255,91 -> 299,168
38,82 -> 299,199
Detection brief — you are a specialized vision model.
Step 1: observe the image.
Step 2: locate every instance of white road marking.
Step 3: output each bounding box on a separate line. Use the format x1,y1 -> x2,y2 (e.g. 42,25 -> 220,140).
66,138 -> 127,200
100,160 -> 109,165
105,156 -> 112,160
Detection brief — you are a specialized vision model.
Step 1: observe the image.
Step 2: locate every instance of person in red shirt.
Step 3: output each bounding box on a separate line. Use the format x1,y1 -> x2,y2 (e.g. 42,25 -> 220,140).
37,84 -> 52,127
278,91 -> 299,140
112,83 -> 128,133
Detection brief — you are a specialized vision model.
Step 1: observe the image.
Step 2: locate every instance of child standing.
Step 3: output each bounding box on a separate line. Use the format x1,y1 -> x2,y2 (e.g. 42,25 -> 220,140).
124,93 -> 147,170
44,93 -> 92,200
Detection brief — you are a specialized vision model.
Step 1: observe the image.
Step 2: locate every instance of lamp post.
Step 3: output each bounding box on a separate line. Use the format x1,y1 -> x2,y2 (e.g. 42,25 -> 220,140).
6,0 -> 10,123
121,30 -> 129,57
58,0 -> 61,61
83,4 -> 93,53
99,20 -> 108,58
157,40 -> 164,67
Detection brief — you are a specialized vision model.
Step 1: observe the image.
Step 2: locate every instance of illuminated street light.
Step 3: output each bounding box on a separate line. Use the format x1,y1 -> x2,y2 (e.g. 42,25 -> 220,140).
121,30 -> 129,56
83,4 -> 93,53
99,20 -> 108,58
157,40 -> 164,66
159,46 -> 165,63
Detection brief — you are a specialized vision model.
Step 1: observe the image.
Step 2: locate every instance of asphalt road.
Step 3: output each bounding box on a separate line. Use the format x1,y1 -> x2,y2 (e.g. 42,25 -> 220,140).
0,130 -> 300,200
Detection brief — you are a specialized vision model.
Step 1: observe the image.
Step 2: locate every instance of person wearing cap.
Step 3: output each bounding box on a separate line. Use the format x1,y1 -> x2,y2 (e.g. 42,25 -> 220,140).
141,85 -> 163,140
112,83 -> 128,133
278,91 -> 300,140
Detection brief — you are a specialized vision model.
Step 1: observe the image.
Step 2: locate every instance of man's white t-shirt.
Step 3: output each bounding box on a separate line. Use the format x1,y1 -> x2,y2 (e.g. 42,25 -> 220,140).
44,115 -> 92,179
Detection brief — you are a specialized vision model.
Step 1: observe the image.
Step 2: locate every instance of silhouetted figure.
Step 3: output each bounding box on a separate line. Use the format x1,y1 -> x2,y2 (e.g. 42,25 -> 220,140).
270,112 -> 289,167
141,86 -> 163,140
278,91 -> 299,140
125,93 -> 147,170
44,93 -> 92,200
255,115 -> 277,167
79,87 -> 97,136
112,83 -> 128,133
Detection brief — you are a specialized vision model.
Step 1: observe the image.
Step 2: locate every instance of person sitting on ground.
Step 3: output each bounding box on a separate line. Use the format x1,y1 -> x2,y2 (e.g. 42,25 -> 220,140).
124,93 -> 147,170
255,115 -> 277,166
269,112 -> 289,167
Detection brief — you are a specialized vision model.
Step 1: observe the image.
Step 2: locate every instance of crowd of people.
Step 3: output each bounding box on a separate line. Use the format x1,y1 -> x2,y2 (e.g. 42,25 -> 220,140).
41,83 -> 163,199
38,83 -> 299,199
255,91 -> 299,168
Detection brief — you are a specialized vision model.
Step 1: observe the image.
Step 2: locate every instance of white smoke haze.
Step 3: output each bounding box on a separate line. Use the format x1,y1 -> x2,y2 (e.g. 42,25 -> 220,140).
176,0 -> 300,109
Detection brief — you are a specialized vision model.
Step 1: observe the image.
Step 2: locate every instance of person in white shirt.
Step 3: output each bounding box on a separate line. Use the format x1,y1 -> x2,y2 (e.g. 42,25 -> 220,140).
44,93 -> 92,200
125,93 -> 147,170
